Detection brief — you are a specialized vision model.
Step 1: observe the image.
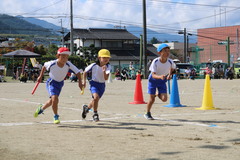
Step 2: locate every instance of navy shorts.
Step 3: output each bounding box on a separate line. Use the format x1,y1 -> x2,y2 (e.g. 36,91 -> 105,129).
148,74 -> 167,95
46,78 -> 64,97
89,81 -> 105,98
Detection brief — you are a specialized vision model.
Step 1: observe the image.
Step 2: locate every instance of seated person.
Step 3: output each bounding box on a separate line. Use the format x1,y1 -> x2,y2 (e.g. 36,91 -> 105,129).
70,72 -> 78,82
115,68 -> 121,80
189,69 -> 196,80
121,69 -> 127,81
225,67 -> 234,80
19,72 -> 28,83
184,67 -> 191,79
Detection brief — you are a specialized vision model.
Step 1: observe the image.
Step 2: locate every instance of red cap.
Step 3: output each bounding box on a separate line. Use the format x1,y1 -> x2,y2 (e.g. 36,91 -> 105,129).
57,47 -> 71,55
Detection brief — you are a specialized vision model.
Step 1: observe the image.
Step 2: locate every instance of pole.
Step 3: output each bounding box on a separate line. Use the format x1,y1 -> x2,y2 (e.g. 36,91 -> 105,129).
187,34 -> 189,63
184,28 -> 187,63
140,35 -> 143,70
210,45 -> 212,61
227,36 -> 230,66
70,0 -> 74,55
60,19 -> 64,47
237,29 -> 239,59
142,0 -> 147,78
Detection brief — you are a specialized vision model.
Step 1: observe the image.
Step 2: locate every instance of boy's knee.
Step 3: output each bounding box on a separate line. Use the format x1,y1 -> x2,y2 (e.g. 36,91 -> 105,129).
161,98 -> 167,102
158,94 -> 167,102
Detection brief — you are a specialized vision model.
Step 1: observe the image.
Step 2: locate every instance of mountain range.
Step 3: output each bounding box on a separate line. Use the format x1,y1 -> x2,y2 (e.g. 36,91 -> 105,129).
0,14 -> 196,43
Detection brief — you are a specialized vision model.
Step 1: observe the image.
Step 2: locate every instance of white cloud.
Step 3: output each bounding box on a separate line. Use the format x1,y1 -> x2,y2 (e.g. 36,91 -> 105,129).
0,0 -> 239,33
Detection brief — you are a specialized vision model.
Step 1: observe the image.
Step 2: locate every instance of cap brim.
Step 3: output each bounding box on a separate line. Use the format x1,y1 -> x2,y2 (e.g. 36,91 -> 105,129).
58,51 -> 71,55
99,55 -> 111,58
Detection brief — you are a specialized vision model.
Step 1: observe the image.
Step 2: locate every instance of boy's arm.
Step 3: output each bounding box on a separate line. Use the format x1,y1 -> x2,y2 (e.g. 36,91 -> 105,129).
82,71 -> 87,88
76,72 -> 83,90
37,66 -> 46,82
102,65 -> 110,80
151,72 -> 166,80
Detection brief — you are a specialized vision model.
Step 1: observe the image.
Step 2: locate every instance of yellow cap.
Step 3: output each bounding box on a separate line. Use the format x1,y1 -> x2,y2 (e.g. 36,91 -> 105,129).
98,49 -> 111,57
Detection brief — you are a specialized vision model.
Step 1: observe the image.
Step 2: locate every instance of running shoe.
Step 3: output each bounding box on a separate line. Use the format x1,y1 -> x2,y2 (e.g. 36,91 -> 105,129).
34,104 -> 44,118
93,113 -> 99,122
54,114 -> 60,124
82,105 -> 89,119
144,112 -> 154,120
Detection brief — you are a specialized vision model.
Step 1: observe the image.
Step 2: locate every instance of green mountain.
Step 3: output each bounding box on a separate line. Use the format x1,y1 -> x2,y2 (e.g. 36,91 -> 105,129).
0,14 -> 54,36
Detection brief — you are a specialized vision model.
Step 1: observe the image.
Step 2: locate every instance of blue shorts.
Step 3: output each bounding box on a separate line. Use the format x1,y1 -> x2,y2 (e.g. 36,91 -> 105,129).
89,81 -> 105,98
46,78 -> 64,97
148,74 -> 167,95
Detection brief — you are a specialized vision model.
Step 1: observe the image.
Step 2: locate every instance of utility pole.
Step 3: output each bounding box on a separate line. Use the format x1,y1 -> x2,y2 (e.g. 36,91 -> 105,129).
178,28 -> 187,63
183,28 -> 187,63
140,35 -> 143,70
60,19 -> 64,47
70,0 -> 74,55
142,0 -> 147,78
227,36 -> 230,66
237,29 -> 239,59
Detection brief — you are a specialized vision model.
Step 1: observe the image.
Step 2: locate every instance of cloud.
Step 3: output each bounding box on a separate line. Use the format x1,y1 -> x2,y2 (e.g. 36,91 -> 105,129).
0,0 -> 239,34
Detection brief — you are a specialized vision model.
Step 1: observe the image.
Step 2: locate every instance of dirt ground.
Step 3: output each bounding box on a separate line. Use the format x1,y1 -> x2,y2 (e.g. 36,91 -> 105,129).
0,78 -> 240,160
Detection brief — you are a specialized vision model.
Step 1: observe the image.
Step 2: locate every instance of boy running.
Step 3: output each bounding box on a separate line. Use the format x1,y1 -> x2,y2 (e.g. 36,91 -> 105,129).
144,43 -> 176,120
34,47 -> 83,124
81,49 -> 111,122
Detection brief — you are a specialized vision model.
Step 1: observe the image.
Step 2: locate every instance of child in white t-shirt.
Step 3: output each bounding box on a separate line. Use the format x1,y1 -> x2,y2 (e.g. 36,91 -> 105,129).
81,49 -> 111,122
145,44 -> 176,120
34,47 -> 83,124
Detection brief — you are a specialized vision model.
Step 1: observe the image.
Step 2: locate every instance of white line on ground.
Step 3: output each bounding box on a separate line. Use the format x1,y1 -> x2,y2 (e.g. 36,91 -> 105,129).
0,97 -> 239,132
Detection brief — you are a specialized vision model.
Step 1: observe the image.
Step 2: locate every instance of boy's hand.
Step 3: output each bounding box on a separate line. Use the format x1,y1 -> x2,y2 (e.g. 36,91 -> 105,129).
159,75 -> 166,80
37,76 -> 42,82
102,65 -> 107,72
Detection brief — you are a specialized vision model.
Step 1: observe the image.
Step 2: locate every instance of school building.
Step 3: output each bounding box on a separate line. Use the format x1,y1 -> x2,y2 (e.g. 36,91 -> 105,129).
196,25 -> 240,65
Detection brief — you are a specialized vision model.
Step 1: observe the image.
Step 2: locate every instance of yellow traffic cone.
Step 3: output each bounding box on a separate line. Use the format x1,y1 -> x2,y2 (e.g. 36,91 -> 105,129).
196,74 -> 216,110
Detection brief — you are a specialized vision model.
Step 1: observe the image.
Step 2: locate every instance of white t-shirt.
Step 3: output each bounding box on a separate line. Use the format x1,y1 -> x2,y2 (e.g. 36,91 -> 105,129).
44,60 -> 80,82
85,63 -> 111,83
149,58 -> 176,75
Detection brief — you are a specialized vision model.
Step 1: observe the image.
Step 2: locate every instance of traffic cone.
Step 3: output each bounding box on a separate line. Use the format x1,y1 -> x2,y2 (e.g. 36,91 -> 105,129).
108,73 -> 113,83
163,74 -> 186,107
129,74 -> 147,104
196,74 -> 216,110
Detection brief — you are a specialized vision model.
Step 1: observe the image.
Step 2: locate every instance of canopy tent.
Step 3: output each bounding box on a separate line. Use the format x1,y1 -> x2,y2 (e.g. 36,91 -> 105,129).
3,49 -> 41,58
3,49 -> 41,77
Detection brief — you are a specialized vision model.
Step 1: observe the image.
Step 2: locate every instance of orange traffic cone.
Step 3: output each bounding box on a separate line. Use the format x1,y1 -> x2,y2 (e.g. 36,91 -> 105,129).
196,74 -> 216,110
129,74 -> 147,104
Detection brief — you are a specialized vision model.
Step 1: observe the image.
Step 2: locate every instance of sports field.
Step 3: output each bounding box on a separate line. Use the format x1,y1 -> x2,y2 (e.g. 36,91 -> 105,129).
0,78 -> 240,160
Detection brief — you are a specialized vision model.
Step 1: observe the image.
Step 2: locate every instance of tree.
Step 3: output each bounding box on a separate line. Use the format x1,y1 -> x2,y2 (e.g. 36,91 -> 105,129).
37,44 -> 47,55
47,44 -> 58,55
79,44 -> 98,66
150,37 -> 160,44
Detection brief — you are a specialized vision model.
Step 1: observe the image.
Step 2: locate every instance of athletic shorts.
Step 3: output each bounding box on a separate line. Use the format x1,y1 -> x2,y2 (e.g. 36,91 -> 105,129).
46,78 -> 64,97
89,81 -> 105,98
148,74 -> 167,95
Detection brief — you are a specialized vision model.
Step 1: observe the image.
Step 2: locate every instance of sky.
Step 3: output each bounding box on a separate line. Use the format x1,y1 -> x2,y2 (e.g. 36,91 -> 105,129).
1,0 -> 240,39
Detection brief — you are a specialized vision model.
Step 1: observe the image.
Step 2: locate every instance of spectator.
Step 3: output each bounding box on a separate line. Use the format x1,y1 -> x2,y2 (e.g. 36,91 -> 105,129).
121,69 -> 127,81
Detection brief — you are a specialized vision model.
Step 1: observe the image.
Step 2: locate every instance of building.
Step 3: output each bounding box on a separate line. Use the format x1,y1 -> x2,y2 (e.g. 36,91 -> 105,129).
153,42 -> 196,63
197,25 -> 240,65
64,28 -> 159,72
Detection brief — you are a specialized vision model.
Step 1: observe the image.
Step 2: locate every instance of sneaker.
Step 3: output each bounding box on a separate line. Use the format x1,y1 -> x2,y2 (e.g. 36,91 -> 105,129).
34,104 -> 44,118
93,113 -> 99,122
54,115 -> 60,124
144,112 -> 154,120
82,105 -> 89,119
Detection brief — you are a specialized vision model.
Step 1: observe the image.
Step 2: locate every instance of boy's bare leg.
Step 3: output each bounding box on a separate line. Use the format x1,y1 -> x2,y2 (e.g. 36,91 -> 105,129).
88,93 -> 100,112
146,94 -> 156,112
51,95 -> 59,115
42,98 -> 52,110
158,93 -> 167,102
